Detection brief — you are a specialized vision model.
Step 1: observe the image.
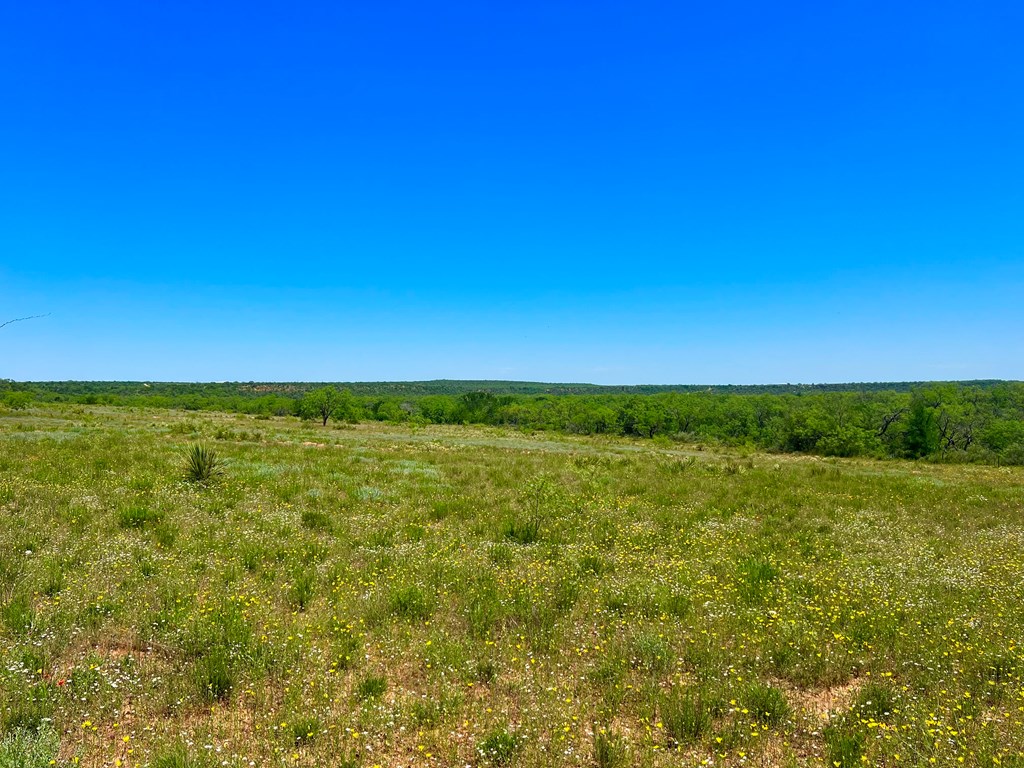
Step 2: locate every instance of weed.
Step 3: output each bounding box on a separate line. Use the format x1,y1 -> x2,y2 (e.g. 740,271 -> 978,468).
150,744 -> 214,768
1,593 -> 33,634
288,567 -> 316,611
195,649 -> 235,701
332,631 -> 361,670
737,556 -> 779,601
1,684 -> 54,734
629,631 -> 672,675
474,658 -> 498,684
300,507 -> 332,532
854,680 -> 898,720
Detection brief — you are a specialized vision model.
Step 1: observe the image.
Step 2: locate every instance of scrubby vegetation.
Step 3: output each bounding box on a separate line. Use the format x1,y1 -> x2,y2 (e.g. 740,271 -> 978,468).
1,404 -> 1024,766
6,379 -> 1024,464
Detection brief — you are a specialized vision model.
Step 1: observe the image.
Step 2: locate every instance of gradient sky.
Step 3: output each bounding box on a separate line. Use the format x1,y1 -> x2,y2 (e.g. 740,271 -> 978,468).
2,1 -> 1022,384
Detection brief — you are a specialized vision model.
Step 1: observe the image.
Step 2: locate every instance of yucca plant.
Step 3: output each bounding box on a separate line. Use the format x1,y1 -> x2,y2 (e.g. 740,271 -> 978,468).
184,443 -> 224,483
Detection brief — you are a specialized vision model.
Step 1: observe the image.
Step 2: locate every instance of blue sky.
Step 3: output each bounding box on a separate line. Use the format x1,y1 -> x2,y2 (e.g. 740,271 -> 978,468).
1,1 -> 1022,383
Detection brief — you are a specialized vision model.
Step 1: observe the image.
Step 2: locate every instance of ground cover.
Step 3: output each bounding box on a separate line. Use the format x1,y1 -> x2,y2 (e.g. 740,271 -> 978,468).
2,405 -> 1023,767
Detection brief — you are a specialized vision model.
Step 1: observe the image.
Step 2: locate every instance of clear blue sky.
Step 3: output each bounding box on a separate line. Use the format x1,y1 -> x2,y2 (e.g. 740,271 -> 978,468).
2,1 -> 1022,384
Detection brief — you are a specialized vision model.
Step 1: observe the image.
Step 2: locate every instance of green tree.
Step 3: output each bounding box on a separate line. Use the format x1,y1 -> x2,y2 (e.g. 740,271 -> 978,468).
304,386 -> 342,426
902,396 -> 939,458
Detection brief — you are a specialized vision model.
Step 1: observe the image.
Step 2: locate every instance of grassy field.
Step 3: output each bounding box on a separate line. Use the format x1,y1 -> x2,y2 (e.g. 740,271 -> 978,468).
2,405 -> 1024,767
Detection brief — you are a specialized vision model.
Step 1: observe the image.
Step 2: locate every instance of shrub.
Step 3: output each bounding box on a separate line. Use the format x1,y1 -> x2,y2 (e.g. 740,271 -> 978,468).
184,443 -> 224,483
2,392 -> 33,410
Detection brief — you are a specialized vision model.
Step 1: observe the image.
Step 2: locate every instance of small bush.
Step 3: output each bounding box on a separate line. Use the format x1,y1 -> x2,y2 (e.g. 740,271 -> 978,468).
2,392 -> 34,410
184,443 -> 224,484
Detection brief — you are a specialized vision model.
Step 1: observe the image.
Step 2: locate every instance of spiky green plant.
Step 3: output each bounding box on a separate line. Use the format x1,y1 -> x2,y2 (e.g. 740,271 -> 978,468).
184,443 -> 223,483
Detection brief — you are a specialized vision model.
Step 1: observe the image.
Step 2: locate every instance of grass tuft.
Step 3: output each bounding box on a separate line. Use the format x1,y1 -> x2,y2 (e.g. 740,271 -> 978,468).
477,728 -> 520,765
355,673 -> 387,701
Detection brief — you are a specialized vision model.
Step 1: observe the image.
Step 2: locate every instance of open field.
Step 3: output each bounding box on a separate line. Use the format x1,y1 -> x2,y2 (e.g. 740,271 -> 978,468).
2,405 -> 1024,767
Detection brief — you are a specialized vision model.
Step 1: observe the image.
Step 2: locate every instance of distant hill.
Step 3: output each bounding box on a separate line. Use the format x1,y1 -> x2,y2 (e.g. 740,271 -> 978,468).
12,378 -> 1018,398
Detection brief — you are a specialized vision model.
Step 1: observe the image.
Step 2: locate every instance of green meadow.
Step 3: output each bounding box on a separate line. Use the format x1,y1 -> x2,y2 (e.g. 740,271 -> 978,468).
2,404 -> 1023,767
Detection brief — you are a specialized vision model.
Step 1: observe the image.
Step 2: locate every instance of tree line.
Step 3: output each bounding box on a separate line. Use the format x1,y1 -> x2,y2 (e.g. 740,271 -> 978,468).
4,380 -> 1024,465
